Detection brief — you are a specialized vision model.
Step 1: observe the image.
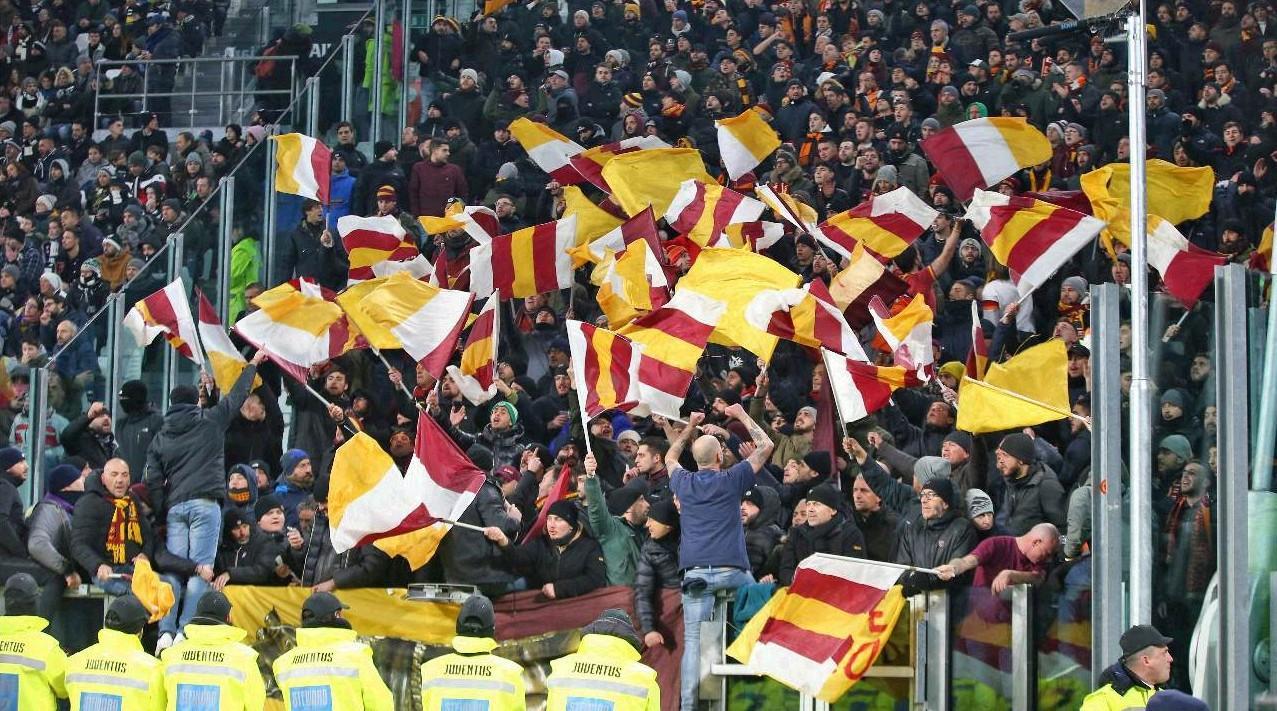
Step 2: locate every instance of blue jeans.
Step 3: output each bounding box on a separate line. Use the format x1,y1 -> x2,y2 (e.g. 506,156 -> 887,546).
166,499 -> 220,628
680,566 -> 754,710
96,566 -> 183,635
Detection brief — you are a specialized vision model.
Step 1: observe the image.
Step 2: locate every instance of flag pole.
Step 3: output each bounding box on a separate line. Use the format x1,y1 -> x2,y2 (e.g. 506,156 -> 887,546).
963,377 -> 1090,427
1160,309 -> 1191,344
438,518 -> 488,533
369,344 -> 419,404
810,552 -> 940,576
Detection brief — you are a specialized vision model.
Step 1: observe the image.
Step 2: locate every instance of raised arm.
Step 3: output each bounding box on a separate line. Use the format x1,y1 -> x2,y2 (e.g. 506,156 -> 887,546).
664,412 -> 703,472
725,403 -> 774,473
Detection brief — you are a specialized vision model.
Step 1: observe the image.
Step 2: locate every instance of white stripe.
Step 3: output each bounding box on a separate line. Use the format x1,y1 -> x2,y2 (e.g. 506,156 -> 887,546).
744,287 -> 805,331
423,677 -> 518,693
290,135 -> 322,201
962,189 -> 1009,231
0,653 -> 45,670
727,194 -> 766,225
1014,215 -> 1104,297
1145,218 -> 1185,273
752,221 -> 786,251
68,672 -> 151,689
797,553 -> 904,589
411,455 -> 481,521
337,214 -> 407,241
386,288 -> 473,363
368,254 -> 433,280
233,312 -> 334,368
468,241 -> 494,298
718,124 -> 761,181
747,640 -> 839,696
546,676 -> 650,698
276,666 -> 360,682
553,215 -> 578,289
447,365 -> 499,405
527,141 -> 576,173
567,320 -> 594,420
330,456 -> 420,550
953,120 -> 1021,188
822,349 -> 869,423
165,663 -> 247,681
869,186 -> 939,229
663,179 -> 700,225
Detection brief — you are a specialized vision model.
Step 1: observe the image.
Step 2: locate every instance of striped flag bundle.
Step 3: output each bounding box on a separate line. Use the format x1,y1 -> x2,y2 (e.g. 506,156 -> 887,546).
920,118 -> 1052,201
569,136 -> 670,191
756,184 -> 820,233
619,290 -> 727,418
469,215 -> 577,299
340,214 -> 429,283
122,279 -> 204,365
568,207 -> 661,266
336,272 -> 473,377
566,320 -> 644,421
727,553 -> 907,701
447,295 -> 501,405
274,132 -> 332,203
717,107 -> 782,181
816,187 -> 938,260
745,279 -> 868,360
195,290 -> 258,393
593,240 -> 671,328
233,279 -> 358,382
1147,216 -> 1228,307
965,190 -> 1106,299
823,349 -> 920,422
869,293 -> 934,379
665,180 -> 766,248
723,221 -> 786,252
827,242 -> 910,329
328,414 -> 485,569
675,248 -> 802,362
508,117 -> 584,184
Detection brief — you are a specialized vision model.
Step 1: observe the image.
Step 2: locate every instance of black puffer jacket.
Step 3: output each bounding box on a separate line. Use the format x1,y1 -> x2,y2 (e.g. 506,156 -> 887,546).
779,514 -> 867,585
439,477 -> 521,587
115,405 -> 163,481
855,506 -> 902,563
284,512 -> 391,588
999,462 -> 1068,535
744,486 -> 784,579
69,474 -> 196,576
0,473 -> 27,557
633,533 -> 680,634
894,509 -> 978,597
502,531 -> 608,599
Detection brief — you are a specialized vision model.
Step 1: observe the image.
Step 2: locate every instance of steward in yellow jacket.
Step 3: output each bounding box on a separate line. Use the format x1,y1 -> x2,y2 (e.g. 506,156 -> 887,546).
1081,624 -> 1173,711
65,594 -> 166,711
160,590 -> 266,710
421,593 -> 525,711
546,608 -> 659,711
272,591 -> 394,711
0,573 -> 67,710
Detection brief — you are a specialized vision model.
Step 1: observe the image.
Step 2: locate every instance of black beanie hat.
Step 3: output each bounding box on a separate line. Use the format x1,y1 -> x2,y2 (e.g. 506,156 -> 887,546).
648,496 -> 679,526
921,477 -> 957,510
943,430 -> 973,454
806,483 -> 842,511
254,494 -> 284,521
998,433 -> 1036,464
803,451 -> 832,478
547,499 -> 579,529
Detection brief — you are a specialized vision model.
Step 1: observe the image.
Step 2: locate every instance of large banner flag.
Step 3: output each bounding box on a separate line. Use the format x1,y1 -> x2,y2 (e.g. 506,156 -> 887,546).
602,148 -> 718,217
593,240 -> 671,328
508,118 -> 584,183
274,132 -> 332,203
336,272 -> 473,376
123,279 -> 204,365
568,207 -> 660,266
569,136 -> 670,191
329,414 -> 485,569
827,242 -> 910,329
745,279 -> 868,360
717,107 -> 781,180
562,185 -> 625,254
920,118 -> 1052,201
675,248 -> 802,362
339,214 -> 429,283
816,187 -> 938,260
469,216 -> 577,299
956,339 -> 1071,433
566,320 -> 644,421
823,349 -> 919,422
1079,160 -> 1213,252
965,190 -> 1105,299
233,279 -> 356,381
619,290 -> 727,418
868,294 -> 934,379
447,294 -> 501,405
665,180 -> 767,248
1147,216 -> 1228,308
727,554 -> 907,702
195,290 -> 258,393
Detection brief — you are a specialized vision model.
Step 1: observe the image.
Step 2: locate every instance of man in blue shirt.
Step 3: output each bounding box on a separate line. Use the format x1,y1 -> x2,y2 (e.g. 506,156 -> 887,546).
666,403 -> 774,710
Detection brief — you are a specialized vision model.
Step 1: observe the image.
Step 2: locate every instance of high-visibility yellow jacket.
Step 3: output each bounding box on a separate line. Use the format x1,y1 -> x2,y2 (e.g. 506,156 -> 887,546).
66,628 -> 166,711
1079,682 -> 1157,710
272,626 -> 394,711
0,614 -> 67,711
421,635 -> 526,711
160,623 -> 266,711
546,633 -> 660,711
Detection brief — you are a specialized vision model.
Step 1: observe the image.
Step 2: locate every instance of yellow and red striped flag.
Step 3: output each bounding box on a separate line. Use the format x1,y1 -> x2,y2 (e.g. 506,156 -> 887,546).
619,290 -> 727,418
665,180 -> 767,248
563,185 -> 625,259
965,300 -> 988,380
274,133 -> 332,203
1147,216 -> 1228,308
868,293 -> 934,379
822,349 -> 921,422
718,107 -> 781,180
745,279 -> 868,360
675,248 -> 802,362
756,183 -> 820,233
568,207 -> 660,266
469,216 -> 577,299
339,214 -> 429,283
122,279 -> 204,365
569,136 -> 669,191
920,118 -> 1052,201
1079,160 -> 1213,253
602,148 -> 718,217
816,187 -> 938,260
827,242 -> 910,329
566,320 -> 644,420
233,279 -> 357,383
593,240 -> 671,328
965,190 -> 1106,299
1253,223 -> 1274,272
195,289 -> 259,393
727,553 -> 907,701
336,271 -> 473,376
508,118 -> 584,184
724,221 -> 786,252
447,294 -> 501,405
418,202 -> 500,244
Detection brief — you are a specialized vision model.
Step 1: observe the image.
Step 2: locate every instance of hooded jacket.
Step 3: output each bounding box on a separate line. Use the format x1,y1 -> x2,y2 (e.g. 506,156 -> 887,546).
634,530 -> 680,634
27,491 -> 78,575
160,623 -> 266,710
779,513 -> 866,585
59,411 -> 119,470
743,485 -> 783,579
284,511 -> 391,588
143,364 -> 257,514
223,386 -> 285,485
438,476 -> 520,588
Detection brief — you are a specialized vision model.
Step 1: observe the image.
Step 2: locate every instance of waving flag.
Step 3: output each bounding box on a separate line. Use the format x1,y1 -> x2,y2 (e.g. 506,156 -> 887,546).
329,414 -> 485,569
122,279 -> 204,365
920,118 -> 1052,201
233,279 -> 356,381
727,553 -> 907,701
965,300 -> 988,380
594,240 -> 671,328
745,279 -> 868,360
756,184 -> 820,233
340,214 -> 429,283
469,216 -> 577,298
567,320 -> 644,421
676,248 -> 802,362
724,221 -> 786,252
447,294 -> 501,405
718,108 -> 782,180
336,272 -> 473,376
274,133 -> 332,203
569,136 -> 670,191
1253,223 -> 1274,272
508,118 -> 584,183
965,190 -> 1105,298
817,187 -> 938,260
956,340 -> 1070,434
619,290 -> 727,418
195,290 -> 259,393
823,349 -> 920,422
869,294 -> 934,379
1080,160 -> 1213,251
665,180 -> 767,248
828,242 -> 910,328
562,185 -> 625,254
1147,216 -> 1228,307
568,207 -> 661,266
602,148 -> 718,217
418,202 -> 500,245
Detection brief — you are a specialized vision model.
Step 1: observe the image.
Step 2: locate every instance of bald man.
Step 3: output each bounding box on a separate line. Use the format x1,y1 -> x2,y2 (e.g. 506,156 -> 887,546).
935,522 -> 1060,593
663,404 -> 774,710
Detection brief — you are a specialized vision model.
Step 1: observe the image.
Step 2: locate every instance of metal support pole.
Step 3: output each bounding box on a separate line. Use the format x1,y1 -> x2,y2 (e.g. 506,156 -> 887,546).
264,136 -> 277,286
188,59 -> 197,127
219,51 -> 229,124
260,7 -> 272,47
914,590 -> 949,711
1126,8 -> 1153,627
106,295 -> 125,429
1215,263 -> 1250,711
219,176 -> 236,324
371,0 -> 385,145
399,0 -> 411,131
306,77 -> 320,137
24,367 -> 49,507
1090,283 -> 1125,686
341,33 -> 355,126
1011,585 -> 1034,711
1253,201 -> 1277,490
166,235 -> 185,393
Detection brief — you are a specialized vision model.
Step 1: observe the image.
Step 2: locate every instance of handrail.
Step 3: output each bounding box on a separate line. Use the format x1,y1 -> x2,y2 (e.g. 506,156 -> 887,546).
95,54 -> 295,65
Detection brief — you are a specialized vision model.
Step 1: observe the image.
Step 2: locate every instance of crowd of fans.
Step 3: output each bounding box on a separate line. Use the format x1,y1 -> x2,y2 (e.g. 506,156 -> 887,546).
0,0 -> 1245,700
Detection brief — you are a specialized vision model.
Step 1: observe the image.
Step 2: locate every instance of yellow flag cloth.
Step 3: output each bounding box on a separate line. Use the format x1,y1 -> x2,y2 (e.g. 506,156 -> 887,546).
602,148 -> 717,217
1080,160 -> 1213,253
676,248 -> 801,361
131,557 -> 175,623
956,339 -> 1071,433
563,185 -> 624,252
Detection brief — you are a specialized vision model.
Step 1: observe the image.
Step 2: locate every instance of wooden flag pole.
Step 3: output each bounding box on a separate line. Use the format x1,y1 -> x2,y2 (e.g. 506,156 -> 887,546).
438,518 -> 488,533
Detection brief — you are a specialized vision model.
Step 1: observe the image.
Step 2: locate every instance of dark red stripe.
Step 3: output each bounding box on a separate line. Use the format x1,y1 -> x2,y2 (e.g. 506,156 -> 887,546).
669,182 -> 708,234
758,617 -> 853,663
354,503 -> 439,548
817,221 -> 861,256
710,188 -> 744,241
606,332 -> 637,399
195,288 -> 217,323
637,355 -> 693,396
490,235 -> 516,298
767,312 -> 798,342
311,141 -> 332,205
1164,249 -> 1226,307
466,307 -> 495,347
846,362 -> 896,413
787,570 -> 891,615
621,208 -> 661,257
581,323 -> 604,415
920,127 -> 983,201
530,222 -> 562,294
984,204 -> 1086,275
810,301 -> 845,351
630,307 -> 716,345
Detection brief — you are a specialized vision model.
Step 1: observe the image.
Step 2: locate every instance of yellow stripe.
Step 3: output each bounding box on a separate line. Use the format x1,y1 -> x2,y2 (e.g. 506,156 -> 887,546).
335,280 -> 395,348
993,118 -> 1053,168
721,109 -> 781,160
882,294 -> 931,340
591,328 -> 619,407
419,215 -> 465,235
826,214 -> 909,257
788,296 -> 820,348
615,248 -> 652,310
459,334 -> 493,375
827,243 -> 883,310
347,246 -> 398,269
510,227 -> 537,296
985,206 -> 1053,265
564,185 -> 623,250
273,134 -> 303,196
374,523 -> 449,570
509,118 -> 564,150
327,433 -> 395,528
622,325 -> 702,369
257,291 -> 342,336
688,185 -> 722,247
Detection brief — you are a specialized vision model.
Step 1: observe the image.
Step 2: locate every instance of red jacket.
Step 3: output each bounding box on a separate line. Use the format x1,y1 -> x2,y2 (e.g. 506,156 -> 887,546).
408,159 -> 468,217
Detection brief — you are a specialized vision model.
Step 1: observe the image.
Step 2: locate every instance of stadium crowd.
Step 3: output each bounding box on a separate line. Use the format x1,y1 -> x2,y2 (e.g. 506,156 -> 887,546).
0,0 -> 1243,704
